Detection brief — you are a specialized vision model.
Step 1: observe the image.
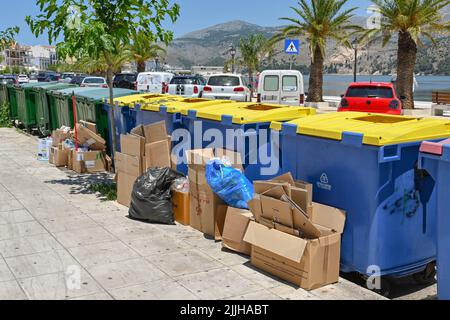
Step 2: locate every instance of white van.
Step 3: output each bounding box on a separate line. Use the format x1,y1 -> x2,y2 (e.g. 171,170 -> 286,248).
257,70 -> 305,106
136,72 -> 175,93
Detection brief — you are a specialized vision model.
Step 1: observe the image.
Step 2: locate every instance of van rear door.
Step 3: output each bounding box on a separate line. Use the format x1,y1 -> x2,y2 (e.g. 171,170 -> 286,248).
280,73 -> 303,106
260,73 -> 281,104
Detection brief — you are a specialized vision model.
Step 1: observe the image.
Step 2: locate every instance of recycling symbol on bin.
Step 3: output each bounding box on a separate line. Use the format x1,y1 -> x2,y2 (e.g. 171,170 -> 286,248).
320,173 -> 329,184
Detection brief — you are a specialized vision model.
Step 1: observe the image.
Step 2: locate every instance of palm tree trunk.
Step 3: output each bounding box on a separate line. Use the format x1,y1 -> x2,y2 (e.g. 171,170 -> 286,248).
396,31 -> 417,109
307,45 -> 324,103
137,60 -> 146,73
106,65 -> 117,171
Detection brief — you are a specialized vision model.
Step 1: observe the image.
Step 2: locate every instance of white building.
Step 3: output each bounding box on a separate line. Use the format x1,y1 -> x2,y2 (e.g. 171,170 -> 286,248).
29,45 -> 58,71
191,66 -> 224,77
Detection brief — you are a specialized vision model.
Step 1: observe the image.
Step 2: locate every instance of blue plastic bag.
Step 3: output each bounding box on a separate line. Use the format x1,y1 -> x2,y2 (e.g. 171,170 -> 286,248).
205,160 -> 254,209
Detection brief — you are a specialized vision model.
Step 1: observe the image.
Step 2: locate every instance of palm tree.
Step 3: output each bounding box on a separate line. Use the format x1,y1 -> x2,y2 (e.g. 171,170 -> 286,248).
130,31 -> 166,73
366,0 -> 450,109
272,0 -> 361,102
235,34 -> 273,95
75,49 -> 131,76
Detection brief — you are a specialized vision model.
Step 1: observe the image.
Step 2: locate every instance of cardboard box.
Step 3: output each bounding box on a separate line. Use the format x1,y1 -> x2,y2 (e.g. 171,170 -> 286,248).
79,120 -> 97,134
38,138 -> 53,161
67,149 -> 74,170
131,124 -> 145,137
144,121 -> 168,144
72,150 -> 106,173
52,129 -> 70,147
120,134 -> 145,157
172,190 -> 190,225
115,152 -> 142,176
244,202 -> 346,290
49,147 -> 55,165
145,140 -> 171,169
117,171 -> 138,208
222,207 -> 253,256
75,124 -> 106,151
51,147 -> 69,167
187,149 -> 228,240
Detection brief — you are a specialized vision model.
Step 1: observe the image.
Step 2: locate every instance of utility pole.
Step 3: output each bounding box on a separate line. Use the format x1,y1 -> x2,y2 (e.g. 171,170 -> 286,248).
229,45 -> 236,74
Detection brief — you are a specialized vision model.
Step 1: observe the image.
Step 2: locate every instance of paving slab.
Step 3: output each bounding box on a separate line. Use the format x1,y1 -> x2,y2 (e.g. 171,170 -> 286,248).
0,128 -> 390,300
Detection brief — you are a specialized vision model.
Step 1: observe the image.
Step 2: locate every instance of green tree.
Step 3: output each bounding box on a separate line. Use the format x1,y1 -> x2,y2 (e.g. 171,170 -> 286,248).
0,27 -> 19,51
272,0 -> 361,102
366,0 -> 450,109
130,31 -> 166,73
235,34 -> 273,95
26,0 -> 180,159
74,50 -> 131,75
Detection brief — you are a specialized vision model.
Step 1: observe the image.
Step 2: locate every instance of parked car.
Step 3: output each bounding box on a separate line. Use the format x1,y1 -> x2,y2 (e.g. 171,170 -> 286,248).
202,74 -> 251,102
113,73 -> 137,90
59,72 -> 76,83
338,82 -> 402,115
70,75 -> 87,86
257,70 -> 305,106
167,75 -> 207,98
37,71 -> 60,82
29,74 -> 38,83
0,75 -> 17,85
136,72 -> 174,93
80,77 -> 108,88
17,74 -> 30,84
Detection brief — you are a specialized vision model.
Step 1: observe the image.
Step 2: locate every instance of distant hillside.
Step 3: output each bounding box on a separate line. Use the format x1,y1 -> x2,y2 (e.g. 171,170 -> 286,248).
166,16 -> 450,75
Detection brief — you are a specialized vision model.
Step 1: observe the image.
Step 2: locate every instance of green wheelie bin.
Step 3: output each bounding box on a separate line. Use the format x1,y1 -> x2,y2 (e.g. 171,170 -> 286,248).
73,88 -> 138,154
32,83 -> 76,136
0,83 -> 9,106
49,87 -> 99,130
6,84 -> 19,121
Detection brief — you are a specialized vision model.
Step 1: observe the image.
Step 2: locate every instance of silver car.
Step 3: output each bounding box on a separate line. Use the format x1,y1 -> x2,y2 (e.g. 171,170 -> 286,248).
202,74 -> 251,102
80,77 -> 108,88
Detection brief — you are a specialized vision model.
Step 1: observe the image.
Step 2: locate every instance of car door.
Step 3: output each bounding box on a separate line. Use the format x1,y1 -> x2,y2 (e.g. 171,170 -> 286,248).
260,73 -> 281,104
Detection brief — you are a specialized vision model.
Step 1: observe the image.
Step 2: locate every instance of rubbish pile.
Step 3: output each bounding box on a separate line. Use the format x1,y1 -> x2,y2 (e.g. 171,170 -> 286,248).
39,120 -> 110,173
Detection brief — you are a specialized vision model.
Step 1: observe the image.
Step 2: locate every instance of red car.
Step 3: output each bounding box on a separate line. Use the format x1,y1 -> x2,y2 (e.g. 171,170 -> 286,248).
338,82 -> 403,115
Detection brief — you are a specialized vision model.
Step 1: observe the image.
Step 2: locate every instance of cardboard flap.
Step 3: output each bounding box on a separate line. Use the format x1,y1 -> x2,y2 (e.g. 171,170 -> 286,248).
215,148 -> 244,170
282,195 -> 322,239
261,185 -> 287,199
254,181 -> 291,197
144,121 -> 168,144
244,222 -> 307,263
311,203 -> 346,233
272,172 -> 295,185
260,195 -> 294,228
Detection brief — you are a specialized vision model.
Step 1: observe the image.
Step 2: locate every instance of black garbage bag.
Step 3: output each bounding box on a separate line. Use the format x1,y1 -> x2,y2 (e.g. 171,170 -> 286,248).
129,167 -> 184,224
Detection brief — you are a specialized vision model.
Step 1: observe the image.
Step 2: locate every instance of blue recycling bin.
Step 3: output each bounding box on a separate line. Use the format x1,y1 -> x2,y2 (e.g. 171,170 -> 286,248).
183,103 -> 315,181
420,140 -> 450,300
272,112 -> 450,278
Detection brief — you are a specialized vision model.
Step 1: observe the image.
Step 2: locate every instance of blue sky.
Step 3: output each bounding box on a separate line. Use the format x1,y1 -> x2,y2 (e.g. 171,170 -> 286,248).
1,0 -> 373,45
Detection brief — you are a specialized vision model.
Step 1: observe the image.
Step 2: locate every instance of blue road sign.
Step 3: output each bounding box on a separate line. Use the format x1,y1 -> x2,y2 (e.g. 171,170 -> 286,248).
285,39 -> 300,55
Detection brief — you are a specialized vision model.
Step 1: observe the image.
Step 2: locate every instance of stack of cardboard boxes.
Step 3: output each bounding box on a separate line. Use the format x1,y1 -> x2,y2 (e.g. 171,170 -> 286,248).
116,121 -> 172,208
48,121 -> 110,174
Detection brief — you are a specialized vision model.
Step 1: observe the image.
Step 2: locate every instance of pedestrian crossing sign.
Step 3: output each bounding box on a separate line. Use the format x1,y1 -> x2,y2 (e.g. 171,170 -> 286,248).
285,39 -> 300,55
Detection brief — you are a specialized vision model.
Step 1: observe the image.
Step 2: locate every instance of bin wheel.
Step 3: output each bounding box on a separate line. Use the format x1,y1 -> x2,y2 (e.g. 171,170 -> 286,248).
413,262 -> 436,285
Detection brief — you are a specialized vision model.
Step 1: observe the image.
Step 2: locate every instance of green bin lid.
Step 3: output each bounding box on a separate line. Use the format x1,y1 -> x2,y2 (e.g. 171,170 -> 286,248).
74,88 -> 139,102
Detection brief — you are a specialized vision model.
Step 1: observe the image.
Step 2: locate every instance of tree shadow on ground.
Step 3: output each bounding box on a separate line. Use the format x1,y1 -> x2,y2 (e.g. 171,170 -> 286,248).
43,168 -> 116,202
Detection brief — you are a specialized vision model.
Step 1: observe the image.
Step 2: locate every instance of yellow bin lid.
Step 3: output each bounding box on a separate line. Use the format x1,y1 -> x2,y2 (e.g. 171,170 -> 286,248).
271,112 -> 450,146
141,98 -> 233,114
190,103 -> 316,125
113,94 -> 183,108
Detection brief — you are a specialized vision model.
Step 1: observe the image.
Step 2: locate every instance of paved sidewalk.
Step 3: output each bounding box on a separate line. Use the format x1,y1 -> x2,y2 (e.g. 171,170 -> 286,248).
0,128 -> 385,300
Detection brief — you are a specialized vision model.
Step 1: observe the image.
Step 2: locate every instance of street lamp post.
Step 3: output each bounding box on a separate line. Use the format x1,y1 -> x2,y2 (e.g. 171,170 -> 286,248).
229,45 -> 236,74
352,38 -> 358,82
155,58 -> 159,72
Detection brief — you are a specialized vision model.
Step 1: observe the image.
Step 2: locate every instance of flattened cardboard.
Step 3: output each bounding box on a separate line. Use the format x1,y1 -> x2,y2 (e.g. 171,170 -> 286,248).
144,121 -> 168,144
282,195 -> 322,239
215,148 -> 244,171
186,149 -> 214,168
120,134 -> 145,157
222,207 -> 253,256
52,130 -> 70,147
79,120 -> 97,134
117,172 -> 137,208
76,124 -> 106,151
115,152 -> 142,176
260,195 -> 294,228
311,202 -> 346,233
145,140 -> 171,169
51,147 -> 69,167
131,125 -> 145,137
254,181 -> 291,197
272,172 -> 295,185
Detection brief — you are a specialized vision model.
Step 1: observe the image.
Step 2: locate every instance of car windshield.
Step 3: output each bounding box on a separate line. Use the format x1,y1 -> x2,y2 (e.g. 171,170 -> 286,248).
71,77 -> 85,83
84,78 -> 105,84
171,78 -> 196,85
346,86 -> 394,98
138,74 -> 163,85
208,76 -> 240,87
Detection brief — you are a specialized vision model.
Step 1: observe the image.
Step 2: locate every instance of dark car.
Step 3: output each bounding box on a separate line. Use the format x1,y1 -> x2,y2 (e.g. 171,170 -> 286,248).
70,75 -> 87,86
113,73 -> 137,90
37,71 -> 60,82
0,75 -> 17,85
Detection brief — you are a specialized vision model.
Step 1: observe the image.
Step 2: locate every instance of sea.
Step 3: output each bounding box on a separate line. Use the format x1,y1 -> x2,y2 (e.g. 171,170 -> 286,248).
303,75 -> 450,102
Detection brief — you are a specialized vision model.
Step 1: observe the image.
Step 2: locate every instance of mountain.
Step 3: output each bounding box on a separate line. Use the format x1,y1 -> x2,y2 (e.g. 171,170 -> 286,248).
166,18 -> 450,75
